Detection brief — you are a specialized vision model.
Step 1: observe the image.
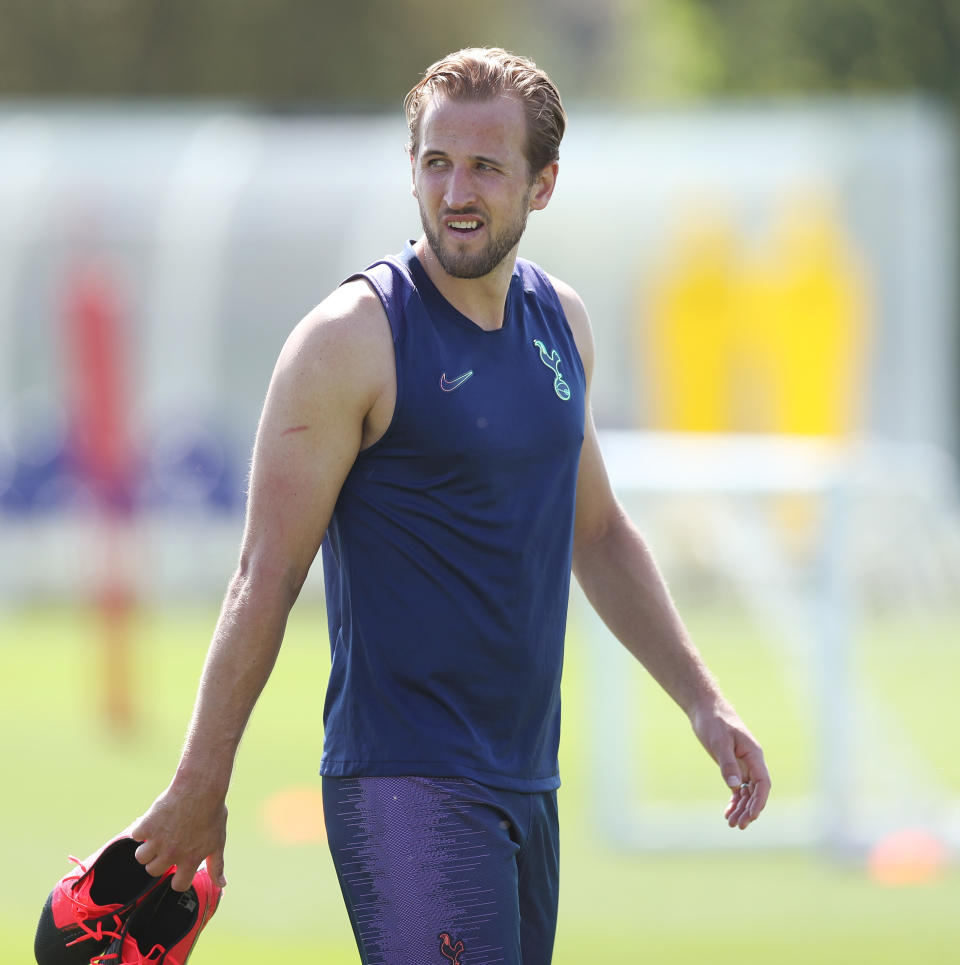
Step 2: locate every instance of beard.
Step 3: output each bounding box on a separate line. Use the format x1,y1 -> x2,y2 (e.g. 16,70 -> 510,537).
419,200 -> 530,279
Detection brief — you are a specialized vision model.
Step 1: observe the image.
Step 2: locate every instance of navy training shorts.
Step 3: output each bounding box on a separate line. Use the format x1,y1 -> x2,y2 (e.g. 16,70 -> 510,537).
322,775 -> 560,965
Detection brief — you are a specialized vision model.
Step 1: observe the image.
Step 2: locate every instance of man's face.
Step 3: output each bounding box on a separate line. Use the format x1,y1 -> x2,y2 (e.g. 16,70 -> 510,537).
411,94 -> 555,279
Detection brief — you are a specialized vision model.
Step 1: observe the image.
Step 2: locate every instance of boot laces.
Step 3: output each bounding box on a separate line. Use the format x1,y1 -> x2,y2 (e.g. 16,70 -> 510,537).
59,855 -> 124,947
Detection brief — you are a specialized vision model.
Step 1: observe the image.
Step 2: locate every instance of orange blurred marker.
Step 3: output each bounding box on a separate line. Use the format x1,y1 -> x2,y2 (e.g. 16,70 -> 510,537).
261,786 -> 327,845
868,828 -> 948,886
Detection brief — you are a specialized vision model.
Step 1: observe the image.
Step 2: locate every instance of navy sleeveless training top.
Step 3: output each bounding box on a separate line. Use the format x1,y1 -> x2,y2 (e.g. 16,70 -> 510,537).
319,242 -> 585,791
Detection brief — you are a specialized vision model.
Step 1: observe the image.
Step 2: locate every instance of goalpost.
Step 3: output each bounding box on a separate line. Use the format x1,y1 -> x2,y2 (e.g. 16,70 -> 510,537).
584,429 -> 960,855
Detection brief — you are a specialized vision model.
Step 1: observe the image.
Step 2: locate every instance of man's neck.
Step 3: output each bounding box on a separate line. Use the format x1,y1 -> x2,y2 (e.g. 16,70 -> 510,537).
414,237 -> 517,332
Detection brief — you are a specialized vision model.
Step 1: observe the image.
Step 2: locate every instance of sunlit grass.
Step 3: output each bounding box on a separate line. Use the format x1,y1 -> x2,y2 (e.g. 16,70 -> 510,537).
3,602 -> 958,963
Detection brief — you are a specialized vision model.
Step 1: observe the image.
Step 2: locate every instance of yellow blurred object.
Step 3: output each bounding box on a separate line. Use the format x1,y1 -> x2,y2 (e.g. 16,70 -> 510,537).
644,208 -> 739,432
766,193 -> 868,434
640,191 -> 868,436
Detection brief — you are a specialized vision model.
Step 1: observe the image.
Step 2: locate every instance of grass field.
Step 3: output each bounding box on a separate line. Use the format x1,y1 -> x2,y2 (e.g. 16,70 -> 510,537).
3,600 -> 958,963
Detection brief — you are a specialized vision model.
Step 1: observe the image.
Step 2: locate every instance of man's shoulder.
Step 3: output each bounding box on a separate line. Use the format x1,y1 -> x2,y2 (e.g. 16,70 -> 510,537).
537,270 -> 588,330
277,278 -> 393,400
539,271 -> 581,310
515,258 -> 585,312
289,278 -> 389,357
538,270 -> 594,375
311,276 -> 388,330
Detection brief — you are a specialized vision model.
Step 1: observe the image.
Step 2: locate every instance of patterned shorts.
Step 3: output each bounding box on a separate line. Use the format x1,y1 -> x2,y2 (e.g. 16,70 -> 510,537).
322,776 -> 560,965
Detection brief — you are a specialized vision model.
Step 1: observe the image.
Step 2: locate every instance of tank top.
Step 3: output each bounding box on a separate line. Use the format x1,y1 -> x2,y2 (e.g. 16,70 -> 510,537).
319,242 -> 585,791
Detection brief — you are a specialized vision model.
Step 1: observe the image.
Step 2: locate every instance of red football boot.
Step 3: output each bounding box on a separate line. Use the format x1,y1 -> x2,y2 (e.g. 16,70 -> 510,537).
91,864 -> 222,964
35,835 -> 172,965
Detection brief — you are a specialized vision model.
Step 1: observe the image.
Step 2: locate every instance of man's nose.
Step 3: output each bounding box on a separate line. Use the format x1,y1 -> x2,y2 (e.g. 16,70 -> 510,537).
444,166 -> 477,210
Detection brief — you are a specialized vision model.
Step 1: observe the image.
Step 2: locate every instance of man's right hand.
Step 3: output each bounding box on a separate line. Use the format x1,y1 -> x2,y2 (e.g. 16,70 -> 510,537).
129,785 -> 229,892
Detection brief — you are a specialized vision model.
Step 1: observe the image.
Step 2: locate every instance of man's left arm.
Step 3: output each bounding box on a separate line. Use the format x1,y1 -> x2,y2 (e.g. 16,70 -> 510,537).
553,277 -> 771,829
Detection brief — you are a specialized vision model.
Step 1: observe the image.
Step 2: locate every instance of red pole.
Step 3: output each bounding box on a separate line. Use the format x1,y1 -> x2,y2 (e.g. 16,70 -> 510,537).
63,261 -> 138,734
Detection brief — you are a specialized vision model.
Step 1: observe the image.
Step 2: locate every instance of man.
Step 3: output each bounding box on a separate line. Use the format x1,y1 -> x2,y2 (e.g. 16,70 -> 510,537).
131,47 -> 770,964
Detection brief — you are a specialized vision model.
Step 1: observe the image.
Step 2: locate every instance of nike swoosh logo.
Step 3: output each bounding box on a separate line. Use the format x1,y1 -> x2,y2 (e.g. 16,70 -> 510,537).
439,370 -> 474,392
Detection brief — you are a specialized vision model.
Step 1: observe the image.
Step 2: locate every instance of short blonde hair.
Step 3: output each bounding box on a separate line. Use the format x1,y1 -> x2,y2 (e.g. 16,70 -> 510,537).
404,47 -> 566,176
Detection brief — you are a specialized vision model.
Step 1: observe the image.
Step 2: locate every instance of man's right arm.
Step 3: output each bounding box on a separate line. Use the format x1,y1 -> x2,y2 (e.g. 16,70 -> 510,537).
130,280 -> 394,891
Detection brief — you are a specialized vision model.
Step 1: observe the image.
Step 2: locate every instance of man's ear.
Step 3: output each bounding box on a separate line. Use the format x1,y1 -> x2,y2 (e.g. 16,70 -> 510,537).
529,162 -> 559,212
410,152 -> 417,198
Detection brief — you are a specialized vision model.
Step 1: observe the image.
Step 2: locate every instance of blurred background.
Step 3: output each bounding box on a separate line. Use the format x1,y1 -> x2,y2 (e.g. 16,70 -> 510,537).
2,1 -> 959,963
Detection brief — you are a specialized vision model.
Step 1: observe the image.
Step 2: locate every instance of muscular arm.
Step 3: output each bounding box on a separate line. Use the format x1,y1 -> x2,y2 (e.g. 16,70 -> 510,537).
131,281 -> 394,890
552,277 -> 770,829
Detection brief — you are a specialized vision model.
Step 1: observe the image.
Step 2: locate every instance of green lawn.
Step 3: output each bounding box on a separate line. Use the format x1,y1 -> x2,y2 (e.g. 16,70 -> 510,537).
3,601 -> 958,963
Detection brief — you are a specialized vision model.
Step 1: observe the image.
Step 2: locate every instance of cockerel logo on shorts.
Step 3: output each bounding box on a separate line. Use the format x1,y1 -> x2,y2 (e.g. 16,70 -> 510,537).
438,931 -> 465,964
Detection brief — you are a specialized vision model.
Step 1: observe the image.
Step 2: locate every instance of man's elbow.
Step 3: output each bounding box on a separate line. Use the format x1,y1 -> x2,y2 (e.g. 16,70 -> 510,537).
231,547 -> 310,613
572,502 -> 630,568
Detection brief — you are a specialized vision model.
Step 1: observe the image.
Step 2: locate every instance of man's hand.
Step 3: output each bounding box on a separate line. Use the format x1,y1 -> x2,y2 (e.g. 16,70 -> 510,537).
691,700 -> 771,830
129,784 -> 229,892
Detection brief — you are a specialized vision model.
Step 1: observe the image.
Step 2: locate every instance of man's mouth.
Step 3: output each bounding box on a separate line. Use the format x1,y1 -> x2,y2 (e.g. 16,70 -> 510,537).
445,217 -> 484,234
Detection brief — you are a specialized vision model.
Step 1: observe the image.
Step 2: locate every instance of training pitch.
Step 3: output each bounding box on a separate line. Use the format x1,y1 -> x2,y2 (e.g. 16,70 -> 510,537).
2,602 -> 958,963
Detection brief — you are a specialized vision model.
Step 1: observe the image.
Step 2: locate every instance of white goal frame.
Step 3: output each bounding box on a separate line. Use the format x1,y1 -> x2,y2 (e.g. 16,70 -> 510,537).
585,429 -> 960,854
